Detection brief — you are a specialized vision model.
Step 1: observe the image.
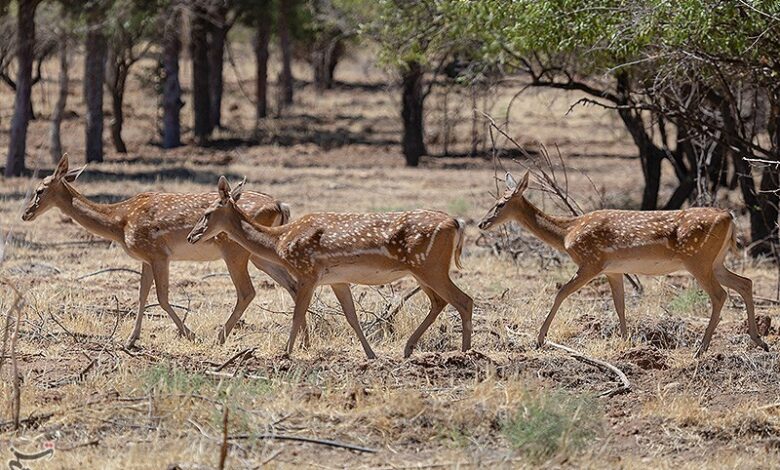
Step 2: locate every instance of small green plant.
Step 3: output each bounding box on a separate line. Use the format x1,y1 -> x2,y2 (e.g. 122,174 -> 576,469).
502,392 -> 601,462
668,287 -> 709,314
447,197 -> 470,216
143,363 -> 209,394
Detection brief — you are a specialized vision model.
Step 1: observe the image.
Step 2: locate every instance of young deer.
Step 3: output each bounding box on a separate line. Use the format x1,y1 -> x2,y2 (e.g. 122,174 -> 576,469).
187,176 -> 473,359
22,155 -> 297,347
479,171 -> 769,357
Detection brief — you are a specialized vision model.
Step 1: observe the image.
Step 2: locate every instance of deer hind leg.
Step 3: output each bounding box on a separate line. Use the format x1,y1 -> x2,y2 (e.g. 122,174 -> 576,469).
537,267 -> 600,348
415,270 -> 473,354
126,262 -> 153,348
218,247 -> 256,344
403,285 -> 447,358
606,273 -> 627,339
151,260 -> 194,341
331,283 -> 376,359
250,256 -> 298,300
715,266 -> 769,352
685,263 -> 727,357
286,282 -> 315,356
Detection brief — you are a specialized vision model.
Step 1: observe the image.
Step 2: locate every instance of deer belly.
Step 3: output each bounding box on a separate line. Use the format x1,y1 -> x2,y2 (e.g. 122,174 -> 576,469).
318,263 -> 409,285
168,240 -> 223,261
604,256 -> 685,275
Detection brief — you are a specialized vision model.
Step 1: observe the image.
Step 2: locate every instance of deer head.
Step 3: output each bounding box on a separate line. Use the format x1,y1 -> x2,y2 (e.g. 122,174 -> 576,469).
478,171 -> 530,230
187,176 -> 246,244
22,154 -> 86,221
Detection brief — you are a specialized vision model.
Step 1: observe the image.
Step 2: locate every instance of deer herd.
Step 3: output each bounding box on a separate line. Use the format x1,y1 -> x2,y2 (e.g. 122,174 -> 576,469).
21,155 -> 771,359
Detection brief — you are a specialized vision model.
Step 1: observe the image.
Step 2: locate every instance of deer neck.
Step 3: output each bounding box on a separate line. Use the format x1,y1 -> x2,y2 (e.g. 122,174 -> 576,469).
514,196 -> 573,252
58,183 -> 126,242
228,213 -> 291,270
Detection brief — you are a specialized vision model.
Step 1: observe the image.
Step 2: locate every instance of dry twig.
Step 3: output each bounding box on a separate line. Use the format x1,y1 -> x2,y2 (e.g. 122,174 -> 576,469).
546,340 -> 631,397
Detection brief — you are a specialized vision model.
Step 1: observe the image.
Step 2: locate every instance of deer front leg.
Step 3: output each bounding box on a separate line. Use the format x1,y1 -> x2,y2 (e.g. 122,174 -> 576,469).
286,282 -> 315,356
331,284 -> 376,359
126,263 -> 153,349
250,256 -> 298,300
151,260 -> 195,341
537,268 -> 600,348
219,247 -> 256,344
606,273 -> 627,339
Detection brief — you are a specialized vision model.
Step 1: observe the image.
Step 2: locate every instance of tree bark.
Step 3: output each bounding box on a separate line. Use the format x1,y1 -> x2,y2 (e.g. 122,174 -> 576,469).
313,35 -> 342,91
277,0 -> 294,108
106,46 -> 128,153
614,73 -> 665,209
191,4 -> 211,145
50,27 -> 68,163
5,0 -> 38,177
84,8 -> 107,163
401,61 -> 426,167
253,5 -> 271,123
162,5 -> 182,149
721,96 -> 778,256
208,3 -> 227,130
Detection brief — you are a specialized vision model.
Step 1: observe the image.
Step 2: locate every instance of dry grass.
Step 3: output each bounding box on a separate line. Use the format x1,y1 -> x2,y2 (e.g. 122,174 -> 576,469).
0,45 -> 777,468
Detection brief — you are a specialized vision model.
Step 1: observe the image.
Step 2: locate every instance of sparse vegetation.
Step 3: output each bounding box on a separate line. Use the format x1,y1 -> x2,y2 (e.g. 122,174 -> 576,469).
502,392 -> 602,462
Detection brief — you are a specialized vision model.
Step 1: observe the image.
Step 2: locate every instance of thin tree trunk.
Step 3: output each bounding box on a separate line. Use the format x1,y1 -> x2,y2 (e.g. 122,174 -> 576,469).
401,61 -> 426,167
191,4 -> 211,145
253,5 -> 271,124
50,27 -> 68,162
84,9 -> 107,163
208,4 -> 227,130
5,0 -> 38,177
106,46 -> 128,153
277,0 -> 294,109
162,5 -> 182,149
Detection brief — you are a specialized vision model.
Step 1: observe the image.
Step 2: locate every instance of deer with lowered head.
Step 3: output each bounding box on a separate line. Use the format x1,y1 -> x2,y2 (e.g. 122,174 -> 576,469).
187,176 -> 473,359
479,171 -> 769,357
22,155 -> 297,347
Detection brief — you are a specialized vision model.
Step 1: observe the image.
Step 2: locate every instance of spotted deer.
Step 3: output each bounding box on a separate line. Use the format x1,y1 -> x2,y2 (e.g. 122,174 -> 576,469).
479,171 -> 769,357
187,176 -> 473,359
22,155 -> 297,347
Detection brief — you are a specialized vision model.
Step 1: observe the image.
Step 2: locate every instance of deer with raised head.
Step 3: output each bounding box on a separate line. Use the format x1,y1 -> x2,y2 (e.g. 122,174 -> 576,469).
22,155 -> 297,347
187,176 -> 473,359
479,171 -> 769,357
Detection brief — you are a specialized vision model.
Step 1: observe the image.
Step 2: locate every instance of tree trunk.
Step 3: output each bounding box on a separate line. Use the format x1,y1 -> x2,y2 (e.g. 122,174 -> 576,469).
721,97 -> 777,256
162,5 -> 182,149
84,10 -> 107,163
313,35 -> 342,91
277,0 -> 294,108
106,46 -> 128,153
50,27 -> 68,163
615,73 -> 664,209
401,61 -> 426,167
253,6 -> 271,123
5,0 -> 37,177
208,3 -> 227,130
191,4 -> 211,145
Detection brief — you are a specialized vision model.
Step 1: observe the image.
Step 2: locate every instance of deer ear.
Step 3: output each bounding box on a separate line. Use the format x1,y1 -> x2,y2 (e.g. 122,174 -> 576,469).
63,164 -> 86,183
230,177 -> 246,202
53,154 -> 69,179
515,171 -> 530,193
505,172 -> 518,191
217,176 -> 231,202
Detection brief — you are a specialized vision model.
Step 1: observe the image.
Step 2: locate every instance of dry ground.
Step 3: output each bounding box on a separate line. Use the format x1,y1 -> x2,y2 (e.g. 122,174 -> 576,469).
0,45 -> 778,469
